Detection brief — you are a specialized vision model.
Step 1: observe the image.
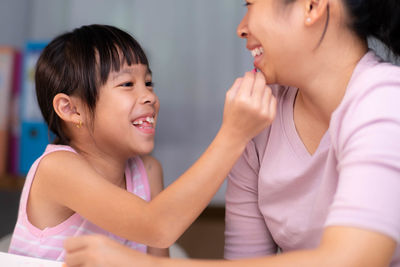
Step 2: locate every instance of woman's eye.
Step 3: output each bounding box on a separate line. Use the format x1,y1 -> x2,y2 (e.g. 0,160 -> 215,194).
145,81 -> 154,87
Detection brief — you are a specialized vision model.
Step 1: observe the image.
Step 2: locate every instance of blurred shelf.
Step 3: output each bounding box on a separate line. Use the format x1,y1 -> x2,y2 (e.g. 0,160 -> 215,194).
176,206 -> 225,259
0,174 -> 25,191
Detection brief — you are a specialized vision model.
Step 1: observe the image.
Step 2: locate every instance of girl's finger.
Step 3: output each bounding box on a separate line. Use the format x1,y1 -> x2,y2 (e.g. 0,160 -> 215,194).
236,71 -> 255,97
227,78 -> 243,100
64,249 -> 88,267
252,71 -> 267,100
269,95 -> 277,119
261,86 -> 273,115
64,236 -> 89,253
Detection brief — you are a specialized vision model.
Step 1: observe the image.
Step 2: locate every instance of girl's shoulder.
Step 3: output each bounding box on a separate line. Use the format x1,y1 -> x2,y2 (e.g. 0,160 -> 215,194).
24,145 -> 85,231
139,155 -> 162,172
137,155 -> 163,200
37,144 -> 81,173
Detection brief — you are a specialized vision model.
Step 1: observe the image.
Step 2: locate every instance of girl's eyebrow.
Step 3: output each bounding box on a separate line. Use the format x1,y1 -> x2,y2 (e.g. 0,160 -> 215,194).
111,68 -> 151,80
112,69 -> 133,80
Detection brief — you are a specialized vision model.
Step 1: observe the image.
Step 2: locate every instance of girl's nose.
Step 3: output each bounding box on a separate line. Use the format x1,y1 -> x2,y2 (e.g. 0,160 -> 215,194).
142,89 -> 157,105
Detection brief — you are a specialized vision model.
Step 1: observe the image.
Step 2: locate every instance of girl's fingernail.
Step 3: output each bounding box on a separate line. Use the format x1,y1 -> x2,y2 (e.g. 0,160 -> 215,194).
251,68 -> 257,73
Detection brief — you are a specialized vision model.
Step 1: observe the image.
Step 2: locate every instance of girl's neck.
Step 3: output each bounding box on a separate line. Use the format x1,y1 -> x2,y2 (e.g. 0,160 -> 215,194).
70,142 -> 128,187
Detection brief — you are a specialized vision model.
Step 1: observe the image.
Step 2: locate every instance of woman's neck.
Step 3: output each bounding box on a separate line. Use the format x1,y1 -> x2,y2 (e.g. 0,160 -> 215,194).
294,36 -> 368,125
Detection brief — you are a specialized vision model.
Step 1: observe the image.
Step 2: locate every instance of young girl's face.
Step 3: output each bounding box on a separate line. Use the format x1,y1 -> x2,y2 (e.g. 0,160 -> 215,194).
91,63 -> 159,158
238,0 -> 310,85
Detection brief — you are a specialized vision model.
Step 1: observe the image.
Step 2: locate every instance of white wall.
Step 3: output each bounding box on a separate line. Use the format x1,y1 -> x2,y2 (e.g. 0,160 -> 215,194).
0,0 -> 30,48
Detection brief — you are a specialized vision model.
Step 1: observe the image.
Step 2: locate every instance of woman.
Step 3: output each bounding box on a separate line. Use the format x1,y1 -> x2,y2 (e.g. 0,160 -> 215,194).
64,0 -> 400,266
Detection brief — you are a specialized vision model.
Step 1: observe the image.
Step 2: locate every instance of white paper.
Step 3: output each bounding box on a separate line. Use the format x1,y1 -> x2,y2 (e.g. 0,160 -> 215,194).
0,252 -> 63,267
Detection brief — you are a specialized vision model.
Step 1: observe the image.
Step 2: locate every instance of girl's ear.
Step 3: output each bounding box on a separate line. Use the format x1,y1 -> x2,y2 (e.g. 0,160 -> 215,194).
304,0 -> 329,26
53,93 -> 83,128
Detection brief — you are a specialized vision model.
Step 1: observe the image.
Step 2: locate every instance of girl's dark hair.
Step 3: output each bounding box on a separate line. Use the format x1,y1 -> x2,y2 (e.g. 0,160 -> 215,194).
35,24 -> 150,145
344,0 -> 400,57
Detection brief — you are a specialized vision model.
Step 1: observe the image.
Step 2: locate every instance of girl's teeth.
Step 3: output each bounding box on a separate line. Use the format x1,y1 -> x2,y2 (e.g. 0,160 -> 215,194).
146,117 -> 155,123
133,117 -> 154,125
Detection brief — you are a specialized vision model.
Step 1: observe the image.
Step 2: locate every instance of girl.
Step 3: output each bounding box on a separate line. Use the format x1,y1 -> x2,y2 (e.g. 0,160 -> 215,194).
8,24 -> 276,261
65,0 -> 400,266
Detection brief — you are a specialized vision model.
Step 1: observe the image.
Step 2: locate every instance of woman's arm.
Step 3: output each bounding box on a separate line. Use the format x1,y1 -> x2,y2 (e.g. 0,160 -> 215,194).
41,71 -> 277,248
64,226 -> 396,267
225,138 -> 277,259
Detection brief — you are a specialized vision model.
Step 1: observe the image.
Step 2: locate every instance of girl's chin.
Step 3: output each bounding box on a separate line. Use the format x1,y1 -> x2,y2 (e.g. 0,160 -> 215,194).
137,146 -> 155,155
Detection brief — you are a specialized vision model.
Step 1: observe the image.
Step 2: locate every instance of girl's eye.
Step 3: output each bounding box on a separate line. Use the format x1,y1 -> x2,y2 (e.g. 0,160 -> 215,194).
120,82 -> 134,87
243,1 -> 250,6
145,81 -> 154,87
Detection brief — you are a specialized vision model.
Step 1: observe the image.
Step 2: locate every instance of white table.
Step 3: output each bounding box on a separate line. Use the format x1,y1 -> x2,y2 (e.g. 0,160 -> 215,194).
0,252 -> 62,267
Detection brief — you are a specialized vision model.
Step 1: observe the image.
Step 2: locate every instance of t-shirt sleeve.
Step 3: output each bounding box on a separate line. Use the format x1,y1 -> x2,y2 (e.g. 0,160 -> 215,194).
224,138 -> 278,259
326,77 -> 400,242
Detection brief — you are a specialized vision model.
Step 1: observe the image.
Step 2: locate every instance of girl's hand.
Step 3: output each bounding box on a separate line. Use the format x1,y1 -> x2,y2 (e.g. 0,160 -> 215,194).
221,71 -> 276,146
64,235 -> 150,267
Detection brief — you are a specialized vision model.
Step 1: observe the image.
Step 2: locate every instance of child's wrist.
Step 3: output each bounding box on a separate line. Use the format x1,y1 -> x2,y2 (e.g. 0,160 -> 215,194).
214,127 -> 248,153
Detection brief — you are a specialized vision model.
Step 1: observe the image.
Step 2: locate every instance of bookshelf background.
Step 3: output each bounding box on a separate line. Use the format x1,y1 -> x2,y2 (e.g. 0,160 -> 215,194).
0,174 -> 24,191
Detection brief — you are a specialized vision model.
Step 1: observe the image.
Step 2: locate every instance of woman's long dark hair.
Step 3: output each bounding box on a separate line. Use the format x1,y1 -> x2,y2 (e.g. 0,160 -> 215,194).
345,0 -> 400,57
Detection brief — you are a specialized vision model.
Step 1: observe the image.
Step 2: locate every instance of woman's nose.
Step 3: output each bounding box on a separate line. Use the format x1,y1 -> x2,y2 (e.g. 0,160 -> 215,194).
237,13 -> 249,39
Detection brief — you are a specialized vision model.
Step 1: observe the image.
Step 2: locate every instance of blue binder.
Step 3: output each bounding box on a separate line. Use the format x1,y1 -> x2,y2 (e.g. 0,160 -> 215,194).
18,42 -> 50,175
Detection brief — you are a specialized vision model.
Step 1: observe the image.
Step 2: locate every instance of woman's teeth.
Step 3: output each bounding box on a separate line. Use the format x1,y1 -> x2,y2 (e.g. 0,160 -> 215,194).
133,117 -> 155,125
251,47 -> 264,57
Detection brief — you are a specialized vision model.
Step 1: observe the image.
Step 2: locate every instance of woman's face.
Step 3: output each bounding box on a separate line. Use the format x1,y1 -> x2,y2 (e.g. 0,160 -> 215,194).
237,0 -> 311,85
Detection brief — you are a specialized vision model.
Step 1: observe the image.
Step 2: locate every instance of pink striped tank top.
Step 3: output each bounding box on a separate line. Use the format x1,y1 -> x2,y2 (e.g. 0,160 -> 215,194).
8,144 -> 151,261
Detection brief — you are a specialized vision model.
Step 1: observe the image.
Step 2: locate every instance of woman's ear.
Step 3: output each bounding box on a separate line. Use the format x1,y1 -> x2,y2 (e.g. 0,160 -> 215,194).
53,93 -> 83,128
304,0 -> 329,26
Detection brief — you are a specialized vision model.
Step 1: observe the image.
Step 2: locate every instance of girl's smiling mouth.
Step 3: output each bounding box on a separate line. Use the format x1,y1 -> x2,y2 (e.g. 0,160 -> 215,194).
132,116 -> 156,134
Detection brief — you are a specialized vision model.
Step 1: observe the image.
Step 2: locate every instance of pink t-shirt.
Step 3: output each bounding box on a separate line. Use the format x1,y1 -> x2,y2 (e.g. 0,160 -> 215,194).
8,144 -> 151,261
225,50 -> 400,266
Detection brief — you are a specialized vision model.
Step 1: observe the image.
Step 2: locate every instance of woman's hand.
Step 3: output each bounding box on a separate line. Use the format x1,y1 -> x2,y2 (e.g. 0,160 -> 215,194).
221,71 -> 276,146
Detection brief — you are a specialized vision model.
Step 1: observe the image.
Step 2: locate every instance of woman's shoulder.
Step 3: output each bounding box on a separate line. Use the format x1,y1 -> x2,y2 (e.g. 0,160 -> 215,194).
330,53 -> 400,148
350,50 -> 400,90
334,51 -> 400,117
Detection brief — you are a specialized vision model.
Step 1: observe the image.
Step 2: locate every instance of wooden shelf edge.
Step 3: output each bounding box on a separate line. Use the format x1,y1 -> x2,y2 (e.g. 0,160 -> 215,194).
0,174 -> 25,191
